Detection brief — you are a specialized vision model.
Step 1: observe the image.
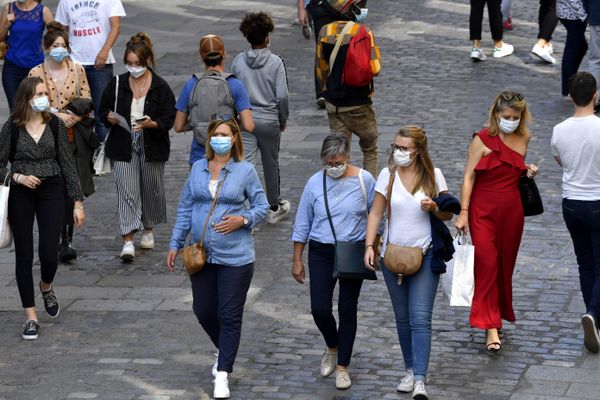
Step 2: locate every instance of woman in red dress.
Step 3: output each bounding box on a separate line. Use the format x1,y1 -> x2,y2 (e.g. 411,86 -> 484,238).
455,90 -> 539,353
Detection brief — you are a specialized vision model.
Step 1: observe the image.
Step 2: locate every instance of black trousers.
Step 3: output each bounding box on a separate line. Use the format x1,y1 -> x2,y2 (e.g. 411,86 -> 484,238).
559,18 -> 588,96
538,0 -> 558,41
470,0 -> 503,41
8,176 -> 64,308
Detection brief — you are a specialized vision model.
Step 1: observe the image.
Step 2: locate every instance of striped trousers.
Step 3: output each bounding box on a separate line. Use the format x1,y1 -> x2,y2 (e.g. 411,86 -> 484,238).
113,147 -> 167,236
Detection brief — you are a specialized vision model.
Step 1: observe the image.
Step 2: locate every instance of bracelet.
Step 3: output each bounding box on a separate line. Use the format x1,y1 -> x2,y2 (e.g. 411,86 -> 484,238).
74,205 -> 84,210
365,244 -> 374,248
461,208 -> 468,212
13,173 -> 20,183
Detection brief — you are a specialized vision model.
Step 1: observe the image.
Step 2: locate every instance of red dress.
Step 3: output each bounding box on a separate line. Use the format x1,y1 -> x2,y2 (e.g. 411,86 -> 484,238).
469,129 -> 527,329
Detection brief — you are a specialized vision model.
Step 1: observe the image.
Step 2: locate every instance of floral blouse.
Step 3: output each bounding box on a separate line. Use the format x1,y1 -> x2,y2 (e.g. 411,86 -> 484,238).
557,0 -> 587,21
28,59 -> 91,110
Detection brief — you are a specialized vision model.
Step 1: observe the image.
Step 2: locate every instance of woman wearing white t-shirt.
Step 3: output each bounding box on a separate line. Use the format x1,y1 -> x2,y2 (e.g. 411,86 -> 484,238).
364,126 -> 457,400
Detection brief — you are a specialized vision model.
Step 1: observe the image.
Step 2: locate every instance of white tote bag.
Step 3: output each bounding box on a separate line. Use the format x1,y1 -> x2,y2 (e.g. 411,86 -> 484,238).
442,233 -> 475,307
92,75 -> 119,176
0,173 -> 12,249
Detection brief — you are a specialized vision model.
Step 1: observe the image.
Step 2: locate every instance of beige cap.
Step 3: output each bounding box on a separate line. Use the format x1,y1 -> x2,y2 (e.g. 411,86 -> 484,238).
200,34 -> 225,60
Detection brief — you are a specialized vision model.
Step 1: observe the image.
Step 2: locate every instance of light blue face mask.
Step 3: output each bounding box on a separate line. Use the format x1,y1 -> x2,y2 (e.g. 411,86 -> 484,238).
210,136 -> 233,155
31,96 -> 50,112
355,8 -> 368,23
48,47 -> 70,62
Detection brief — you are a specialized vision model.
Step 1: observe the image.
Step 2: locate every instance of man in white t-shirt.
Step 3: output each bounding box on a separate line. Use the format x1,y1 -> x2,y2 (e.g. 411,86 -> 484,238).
551,71 -> 600,354
55,0 -> 126,142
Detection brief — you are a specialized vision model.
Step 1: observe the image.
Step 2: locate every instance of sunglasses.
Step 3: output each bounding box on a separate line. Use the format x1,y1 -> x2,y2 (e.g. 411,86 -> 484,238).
210,113 -> 236,122
390,144 -> 415,153
499,91 -> 524,101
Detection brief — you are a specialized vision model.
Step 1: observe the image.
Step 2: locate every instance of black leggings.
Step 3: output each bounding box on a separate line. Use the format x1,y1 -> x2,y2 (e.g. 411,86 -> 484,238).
560,18 -> 588,96
470,0 -> 503,42
8,176 -> 64,308
538,0 -> 558,41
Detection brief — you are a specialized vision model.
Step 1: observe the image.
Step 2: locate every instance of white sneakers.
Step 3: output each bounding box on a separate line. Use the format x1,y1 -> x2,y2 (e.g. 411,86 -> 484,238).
120,241 -> 135,262
531,43 -> 556,64
212,351 -> 219,378
582,313 -> 600,353
320,348 -> 337,377
213,371 -> 230,399
266,200 -> 291,224
397,369 -> 414,392
140,231 -> 154,249
470,48 -> 487,62
335,367 -> 351,390
412,380 -> 429,400
492,43 -> 514,58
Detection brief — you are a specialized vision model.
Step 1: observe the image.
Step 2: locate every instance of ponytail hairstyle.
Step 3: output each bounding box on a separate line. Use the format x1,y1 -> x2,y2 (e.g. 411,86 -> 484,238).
43,21 -> 70,52
123,32 -> 156,69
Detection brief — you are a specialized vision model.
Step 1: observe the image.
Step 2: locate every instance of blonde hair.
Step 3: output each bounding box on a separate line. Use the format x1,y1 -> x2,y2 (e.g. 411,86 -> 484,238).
205,119 -> 244,161
487,90 -> 531,137
387,125 -> 437,198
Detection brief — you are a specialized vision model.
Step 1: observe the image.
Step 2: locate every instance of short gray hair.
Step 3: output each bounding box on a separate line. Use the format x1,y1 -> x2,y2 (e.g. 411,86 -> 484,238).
320,134 -> 350,162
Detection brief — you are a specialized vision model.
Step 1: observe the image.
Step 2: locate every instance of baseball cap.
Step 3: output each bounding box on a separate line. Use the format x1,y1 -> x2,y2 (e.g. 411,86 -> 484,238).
200,34 -> 225,60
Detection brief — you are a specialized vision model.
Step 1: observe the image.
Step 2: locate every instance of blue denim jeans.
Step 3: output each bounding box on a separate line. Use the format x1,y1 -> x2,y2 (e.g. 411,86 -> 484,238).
382,251 -> 438,382
2,58 -> 31,111
562,199 -> 600,322
84,64 -> 114,142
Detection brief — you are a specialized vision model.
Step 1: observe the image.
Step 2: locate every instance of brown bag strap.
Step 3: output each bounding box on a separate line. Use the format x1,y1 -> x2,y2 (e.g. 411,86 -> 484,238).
385,166 -> 396,245
199,170 -> 228,247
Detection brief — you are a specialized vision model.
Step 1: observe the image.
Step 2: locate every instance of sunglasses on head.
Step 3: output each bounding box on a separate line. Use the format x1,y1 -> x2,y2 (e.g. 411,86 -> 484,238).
499,91 -> 524,101
210,113 -> 236,122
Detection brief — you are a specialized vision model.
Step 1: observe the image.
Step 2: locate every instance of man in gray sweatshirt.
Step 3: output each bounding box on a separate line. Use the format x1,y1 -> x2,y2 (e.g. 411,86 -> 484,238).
232,12 -> 291,224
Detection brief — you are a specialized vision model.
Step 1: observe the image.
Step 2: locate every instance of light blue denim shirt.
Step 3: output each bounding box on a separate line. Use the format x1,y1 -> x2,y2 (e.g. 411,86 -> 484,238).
169,158 -> 269,266
291,169 -> 383,244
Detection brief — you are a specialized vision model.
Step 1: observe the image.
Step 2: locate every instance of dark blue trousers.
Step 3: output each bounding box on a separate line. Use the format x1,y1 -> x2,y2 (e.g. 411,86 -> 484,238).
559,18 -> 588,96
308,240 -> 363,367
2,58 -> 30,111
84,64 -> 113,142
563,199 -> 600,322
191,262 -> 254,373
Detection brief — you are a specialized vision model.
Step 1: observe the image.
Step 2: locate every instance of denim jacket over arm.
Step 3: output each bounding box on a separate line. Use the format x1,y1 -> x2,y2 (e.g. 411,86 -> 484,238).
169,158 -> 269,266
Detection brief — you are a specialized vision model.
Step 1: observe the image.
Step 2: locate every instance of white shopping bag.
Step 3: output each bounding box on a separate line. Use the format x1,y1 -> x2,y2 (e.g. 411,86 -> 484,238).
93,140 -> 112,176
0,174 -> 12,249
442,233 -> 475,307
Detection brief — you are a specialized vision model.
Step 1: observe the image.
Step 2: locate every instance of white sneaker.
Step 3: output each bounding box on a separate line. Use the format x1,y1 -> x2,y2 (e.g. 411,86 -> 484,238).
548,42 -> 554,54
266,200 -> 291,224
397,369 -> 414,392
531,43 -> 556,64
582,313 -> 600,354
140,231 -> 154,249
120,241 -> 135,262
492,43 -> 514,58
470,48 -> 487,62
412,380 -> 428,400
213,371 -> 230,399
320,348 -> 337,377
212,351 -> 219,378
335,368 -> 351,390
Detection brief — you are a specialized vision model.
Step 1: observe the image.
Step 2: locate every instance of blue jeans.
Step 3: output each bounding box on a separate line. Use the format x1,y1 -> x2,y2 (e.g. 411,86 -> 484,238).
308,240 -> 364,366
562,199 -> 600,322
2,58 -> 31,111
382,251 -> 438,382
191,262 -> 254,373
84,64 -> 114,142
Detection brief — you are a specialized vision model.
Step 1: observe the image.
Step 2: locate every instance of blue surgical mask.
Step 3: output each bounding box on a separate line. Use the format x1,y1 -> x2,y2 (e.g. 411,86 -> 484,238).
31,96 -> 50,112
210,136 -> 233,155
498,118 -> 520,134
48,47 -> 70,62
355,8 -> 368,23
126,65 -> 146,79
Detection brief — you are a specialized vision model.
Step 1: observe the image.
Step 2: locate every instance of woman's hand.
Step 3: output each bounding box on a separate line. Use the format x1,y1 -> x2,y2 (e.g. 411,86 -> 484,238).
17,175 -> 41,189
214,215 -> 245,234
420,197 -> 438,213
364,246 -> 377,271
454,211 -> 469,234
292,259 -> 305,284
526,163 -> 539,178
166,250 -> 178,272
73,203 -> 85,228
107,111 -> 119,125
56,112 -> 78,128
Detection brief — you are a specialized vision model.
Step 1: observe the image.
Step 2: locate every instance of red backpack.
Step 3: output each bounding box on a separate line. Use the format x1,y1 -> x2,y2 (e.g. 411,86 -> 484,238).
342,25 -> 373,87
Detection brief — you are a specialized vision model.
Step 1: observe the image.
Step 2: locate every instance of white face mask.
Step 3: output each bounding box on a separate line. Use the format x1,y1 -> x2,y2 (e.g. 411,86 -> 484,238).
126,65 -> 146,79
325,163 -> 347,179
31,96 -> 50,112
498,118 -> 520,134
393,149 -> 415,167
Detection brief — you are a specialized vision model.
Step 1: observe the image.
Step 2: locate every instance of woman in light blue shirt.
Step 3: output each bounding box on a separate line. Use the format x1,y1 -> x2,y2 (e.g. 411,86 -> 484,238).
166,116 -> 268,399
291,134 -> 380,391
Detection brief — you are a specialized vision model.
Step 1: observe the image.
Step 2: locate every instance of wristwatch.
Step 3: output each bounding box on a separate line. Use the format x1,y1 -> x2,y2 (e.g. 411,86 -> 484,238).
242,216 -> 249,226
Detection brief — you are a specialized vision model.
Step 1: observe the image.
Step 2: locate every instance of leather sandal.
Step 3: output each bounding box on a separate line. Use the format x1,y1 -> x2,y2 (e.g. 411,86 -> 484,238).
486,341 -> 501,353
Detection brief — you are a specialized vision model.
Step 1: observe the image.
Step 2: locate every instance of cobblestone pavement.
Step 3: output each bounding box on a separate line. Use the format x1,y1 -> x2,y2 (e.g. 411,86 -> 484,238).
0,0 -> 598,399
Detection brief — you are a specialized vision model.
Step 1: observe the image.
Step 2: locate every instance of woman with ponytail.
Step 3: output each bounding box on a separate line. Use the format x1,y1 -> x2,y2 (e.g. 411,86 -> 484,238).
99,32 -> 176,262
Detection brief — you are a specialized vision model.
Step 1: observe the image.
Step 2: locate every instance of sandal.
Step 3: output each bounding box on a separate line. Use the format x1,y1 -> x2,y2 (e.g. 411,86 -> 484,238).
486,341 -> 501,353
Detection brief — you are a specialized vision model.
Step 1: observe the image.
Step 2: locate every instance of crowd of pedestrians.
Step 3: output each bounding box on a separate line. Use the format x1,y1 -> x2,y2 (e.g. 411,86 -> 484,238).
0,1 -> 599,400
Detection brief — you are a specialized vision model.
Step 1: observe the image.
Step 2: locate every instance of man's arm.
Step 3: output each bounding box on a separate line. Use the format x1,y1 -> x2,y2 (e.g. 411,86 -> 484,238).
297,0 -> 309,26
173,111 -> 189,133
95,16 -> 121,69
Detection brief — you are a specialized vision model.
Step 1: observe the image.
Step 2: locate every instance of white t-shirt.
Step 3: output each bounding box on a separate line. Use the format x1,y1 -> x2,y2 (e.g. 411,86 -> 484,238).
55,0 -> 126,65
551,115 -> 600,200
375,167 -> 448,253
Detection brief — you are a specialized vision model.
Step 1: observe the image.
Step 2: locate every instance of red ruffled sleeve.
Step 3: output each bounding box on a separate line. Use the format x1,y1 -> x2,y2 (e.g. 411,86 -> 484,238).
473,129 -> 526,172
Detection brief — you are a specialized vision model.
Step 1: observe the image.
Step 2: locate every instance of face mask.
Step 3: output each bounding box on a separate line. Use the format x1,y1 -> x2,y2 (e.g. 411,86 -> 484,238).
498,118 -> 520,134
210,136 -> 233,155
126,65 -> 146,79
355,8 -> 368,23
48,47 -> 70,62
325,163 -> 347,179
31,96 -> 50,112
16,0 -> 26,3
393,149 -> 415,167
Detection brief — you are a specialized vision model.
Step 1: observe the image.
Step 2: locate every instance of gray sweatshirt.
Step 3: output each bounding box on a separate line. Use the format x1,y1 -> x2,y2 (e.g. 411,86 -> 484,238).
231,48 -> 289,127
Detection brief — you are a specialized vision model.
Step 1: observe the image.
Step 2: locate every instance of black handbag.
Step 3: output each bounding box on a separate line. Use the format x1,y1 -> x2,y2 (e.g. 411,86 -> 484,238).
519,176 -> 544,216
323,170 -> 377,280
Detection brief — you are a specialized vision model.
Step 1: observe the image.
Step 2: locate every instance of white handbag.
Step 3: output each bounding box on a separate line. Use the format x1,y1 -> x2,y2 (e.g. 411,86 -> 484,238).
0,173 -> 13,249
442,233 -> 475,307
92,75 -> 119,176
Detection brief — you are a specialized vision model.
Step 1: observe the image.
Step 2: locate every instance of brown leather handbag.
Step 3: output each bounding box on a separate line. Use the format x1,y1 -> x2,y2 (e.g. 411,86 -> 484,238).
0,3 -> 13,60
382,166 -> 424,276
180,173 -> 227,275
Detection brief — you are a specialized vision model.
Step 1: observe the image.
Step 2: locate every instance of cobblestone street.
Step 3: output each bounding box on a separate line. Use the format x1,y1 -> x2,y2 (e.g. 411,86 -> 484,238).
1,0 -> 599,399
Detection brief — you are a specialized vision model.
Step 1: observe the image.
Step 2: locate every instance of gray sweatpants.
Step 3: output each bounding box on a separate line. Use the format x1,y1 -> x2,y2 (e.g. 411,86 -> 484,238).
241,120 -> 282,208
590,26 -> 600,98
501,0 -> 512,21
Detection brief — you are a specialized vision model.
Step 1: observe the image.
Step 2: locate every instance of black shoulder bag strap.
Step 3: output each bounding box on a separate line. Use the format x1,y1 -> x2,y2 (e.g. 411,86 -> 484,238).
322,171 -> 338,244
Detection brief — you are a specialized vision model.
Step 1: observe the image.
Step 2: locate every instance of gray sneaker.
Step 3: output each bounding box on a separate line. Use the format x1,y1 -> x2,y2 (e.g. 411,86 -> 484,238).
22,320 -> 39,340
412,380 -> 428,400
266,200 -> 291,224
582,313 -> 600,353
470,48 -> 487,62
320,348 -> 337,377
397,369 -> 414,392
